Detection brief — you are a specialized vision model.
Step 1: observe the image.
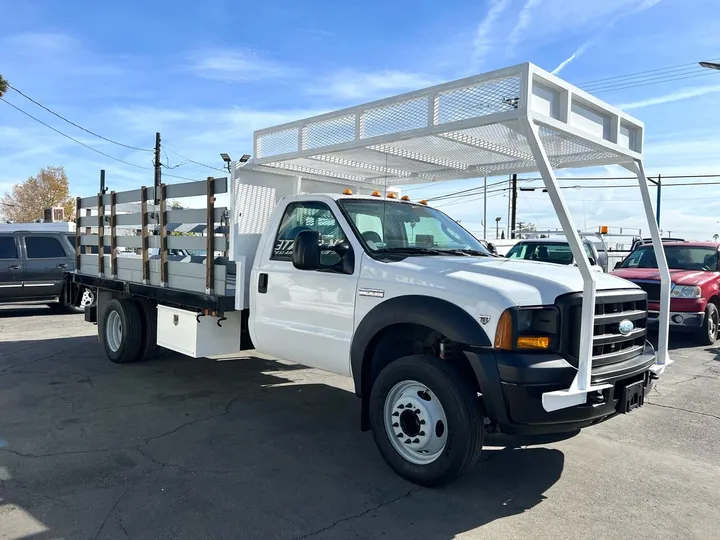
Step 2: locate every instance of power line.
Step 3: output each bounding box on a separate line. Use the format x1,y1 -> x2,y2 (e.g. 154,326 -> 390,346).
578,59 -> 718,88
7,84 -> 152,152
520,180 -> 720,190
162,146 -> 226,173
575,58 -> 720,95
426,178 -> 515,202
590,71 -> 719,95
6,83 -> 224,179
1,97 -> 152,170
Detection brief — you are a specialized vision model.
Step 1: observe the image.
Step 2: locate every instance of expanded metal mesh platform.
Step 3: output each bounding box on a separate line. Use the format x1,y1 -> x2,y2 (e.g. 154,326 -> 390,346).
251,63 -> 643,188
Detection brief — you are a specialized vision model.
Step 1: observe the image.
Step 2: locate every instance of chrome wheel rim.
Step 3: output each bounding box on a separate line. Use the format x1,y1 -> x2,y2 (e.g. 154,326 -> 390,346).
384,380 -> 448,465
80,288 -> 95,307
710,312 -> 718,338
106,310 -> 123,352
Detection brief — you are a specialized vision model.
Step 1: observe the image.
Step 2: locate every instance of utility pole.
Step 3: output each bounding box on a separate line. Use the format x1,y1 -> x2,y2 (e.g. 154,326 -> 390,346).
506,176 -> 511,239
510,173 -> 518,239
153,132 -> 161,205
483,177 -> 487,240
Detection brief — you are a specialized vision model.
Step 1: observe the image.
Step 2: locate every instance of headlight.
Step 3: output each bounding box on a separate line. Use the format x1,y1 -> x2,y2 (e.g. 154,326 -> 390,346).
494,307 -> 559,351
671,285 -> 702,298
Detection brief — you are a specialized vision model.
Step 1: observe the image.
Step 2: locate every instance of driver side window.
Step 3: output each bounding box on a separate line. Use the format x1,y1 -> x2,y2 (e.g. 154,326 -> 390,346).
271,202 -> 346,266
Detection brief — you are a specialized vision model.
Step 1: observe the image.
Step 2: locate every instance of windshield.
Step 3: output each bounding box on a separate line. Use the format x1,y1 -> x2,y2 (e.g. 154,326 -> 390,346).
506,241 -> 594,265
338,200 -> 489,256
620,245 -> 719,271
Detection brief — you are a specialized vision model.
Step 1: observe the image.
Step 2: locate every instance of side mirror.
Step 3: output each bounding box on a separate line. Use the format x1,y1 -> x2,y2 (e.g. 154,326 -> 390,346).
292,230 -> 321,270
614,261 -> 621,270
486,242 -> 498,255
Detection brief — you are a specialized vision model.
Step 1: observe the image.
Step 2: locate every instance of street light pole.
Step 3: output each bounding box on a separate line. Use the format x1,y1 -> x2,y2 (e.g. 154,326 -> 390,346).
699,61 -> 720,71
483,177 -> 487,240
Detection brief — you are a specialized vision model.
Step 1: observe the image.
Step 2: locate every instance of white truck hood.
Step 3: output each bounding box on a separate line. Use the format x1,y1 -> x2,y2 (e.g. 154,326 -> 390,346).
396,255 -> 638,306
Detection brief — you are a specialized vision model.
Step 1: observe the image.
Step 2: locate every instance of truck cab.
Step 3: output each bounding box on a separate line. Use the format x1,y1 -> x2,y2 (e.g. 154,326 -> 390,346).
612,241 -> 720,344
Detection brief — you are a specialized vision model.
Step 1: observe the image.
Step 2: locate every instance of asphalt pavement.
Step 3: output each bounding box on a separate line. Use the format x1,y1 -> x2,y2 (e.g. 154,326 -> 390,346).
0,304 -> 718,539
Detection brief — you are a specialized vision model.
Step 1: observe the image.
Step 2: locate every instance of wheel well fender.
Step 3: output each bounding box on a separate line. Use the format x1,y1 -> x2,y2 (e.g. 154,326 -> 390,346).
351,296 -> 490,397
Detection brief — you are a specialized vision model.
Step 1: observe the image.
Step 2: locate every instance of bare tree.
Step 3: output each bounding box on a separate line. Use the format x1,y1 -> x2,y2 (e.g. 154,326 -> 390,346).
0,166 -> 74,222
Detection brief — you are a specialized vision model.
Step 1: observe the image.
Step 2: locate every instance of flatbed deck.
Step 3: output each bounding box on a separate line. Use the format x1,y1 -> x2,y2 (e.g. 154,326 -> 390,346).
70,272 -> 236,313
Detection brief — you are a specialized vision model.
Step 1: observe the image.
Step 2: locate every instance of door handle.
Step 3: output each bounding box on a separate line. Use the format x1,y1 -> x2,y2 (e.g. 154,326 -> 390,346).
9,265 -> 20,270
57,263 -> 68,269
258,273 -> 268,294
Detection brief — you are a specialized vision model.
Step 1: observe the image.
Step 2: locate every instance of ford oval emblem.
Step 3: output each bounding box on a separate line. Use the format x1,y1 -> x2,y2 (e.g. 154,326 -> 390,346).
618,319 -> 634,335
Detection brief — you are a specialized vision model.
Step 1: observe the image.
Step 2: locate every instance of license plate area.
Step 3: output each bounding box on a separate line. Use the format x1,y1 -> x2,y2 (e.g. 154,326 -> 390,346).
622,380 -> 645,413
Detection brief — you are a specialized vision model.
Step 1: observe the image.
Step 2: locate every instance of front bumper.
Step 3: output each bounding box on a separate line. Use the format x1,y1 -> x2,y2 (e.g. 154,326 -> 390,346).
648,310 -> 704,329
465,345 -> 658,435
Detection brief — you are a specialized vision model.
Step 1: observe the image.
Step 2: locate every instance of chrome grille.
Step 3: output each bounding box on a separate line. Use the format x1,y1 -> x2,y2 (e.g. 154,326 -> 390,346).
561,289 -> 648,368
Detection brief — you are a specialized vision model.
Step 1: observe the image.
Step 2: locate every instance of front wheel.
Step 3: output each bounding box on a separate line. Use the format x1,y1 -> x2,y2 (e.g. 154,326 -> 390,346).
697,303 -> 718,345
369,355 -> 484,487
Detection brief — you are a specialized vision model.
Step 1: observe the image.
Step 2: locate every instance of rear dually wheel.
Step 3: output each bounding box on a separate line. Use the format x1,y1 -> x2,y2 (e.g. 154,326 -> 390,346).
101,299 -> 143,363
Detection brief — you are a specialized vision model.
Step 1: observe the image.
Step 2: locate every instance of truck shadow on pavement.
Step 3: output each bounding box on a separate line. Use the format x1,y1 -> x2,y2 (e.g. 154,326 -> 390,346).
0,335 -> 565,540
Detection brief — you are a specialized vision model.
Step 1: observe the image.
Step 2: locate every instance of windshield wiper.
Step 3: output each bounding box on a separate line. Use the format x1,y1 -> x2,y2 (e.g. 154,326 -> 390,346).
439,249 -> 489,257
374,247 -> 446,256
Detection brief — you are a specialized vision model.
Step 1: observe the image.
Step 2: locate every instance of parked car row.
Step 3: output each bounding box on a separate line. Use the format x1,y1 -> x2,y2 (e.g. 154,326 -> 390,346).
2,223 -> 717,345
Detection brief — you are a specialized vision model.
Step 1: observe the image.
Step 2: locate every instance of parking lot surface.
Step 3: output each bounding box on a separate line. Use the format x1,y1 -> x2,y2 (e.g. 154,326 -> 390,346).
0,304 -> 719,540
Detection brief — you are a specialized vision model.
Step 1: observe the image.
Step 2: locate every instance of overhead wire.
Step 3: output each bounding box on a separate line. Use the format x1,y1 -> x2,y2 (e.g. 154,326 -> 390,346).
1,97 -> 152,170
4,83 -> 225,180
578,59 -> 719,88
162,146 -> 226,173
6,84 -> 153,152
576,58 -> 720,95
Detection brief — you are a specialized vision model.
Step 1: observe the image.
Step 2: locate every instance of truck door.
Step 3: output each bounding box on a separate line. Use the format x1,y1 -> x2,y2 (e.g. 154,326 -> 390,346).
0,234 -> 23,300
252,200 -> 358,375
19,233 -> 72,298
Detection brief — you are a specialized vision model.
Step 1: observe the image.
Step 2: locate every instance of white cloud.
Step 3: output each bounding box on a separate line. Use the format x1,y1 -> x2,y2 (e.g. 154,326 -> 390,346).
551,41 -> 594,75
186,47 -> 298,82
508,0 -> 543,54
472,0 -> 511,70
551,0 -> 664,75
618,83 -> 720,110
305,70 -> 440,101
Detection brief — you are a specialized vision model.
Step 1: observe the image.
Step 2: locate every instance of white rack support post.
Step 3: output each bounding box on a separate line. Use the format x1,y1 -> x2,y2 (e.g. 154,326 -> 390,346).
523,117 -> 612,411
628,159 -> 673,372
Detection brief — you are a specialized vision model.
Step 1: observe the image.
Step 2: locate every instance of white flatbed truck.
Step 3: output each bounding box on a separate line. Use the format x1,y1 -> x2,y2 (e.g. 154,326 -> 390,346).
68,62 -> 672,487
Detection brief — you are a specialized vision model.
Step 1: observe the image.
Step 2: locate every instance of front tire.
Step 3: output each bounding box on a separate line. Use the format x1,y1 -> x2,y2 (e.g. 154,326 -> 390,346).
369,355 -> 484,487
697,303 -> 718,345
101,299 -> 143,363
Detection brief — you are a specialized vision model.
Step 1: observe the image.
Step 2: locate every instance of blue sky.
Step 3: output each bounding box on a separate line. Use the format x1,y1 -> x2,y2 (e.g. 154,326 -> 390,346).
1,0 -> 720,240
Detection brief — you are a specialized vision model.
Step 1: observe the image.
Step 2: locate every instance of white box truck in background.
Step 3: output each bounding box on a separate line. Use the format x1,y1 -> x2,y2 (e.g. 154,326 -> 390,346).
67,62 -> 672,486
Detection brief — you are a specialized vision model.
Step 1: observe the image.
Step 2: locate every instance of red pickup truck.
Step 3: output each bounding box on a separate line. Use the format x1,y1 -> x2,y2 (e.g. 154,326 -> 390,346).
612,242 -> 720,344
